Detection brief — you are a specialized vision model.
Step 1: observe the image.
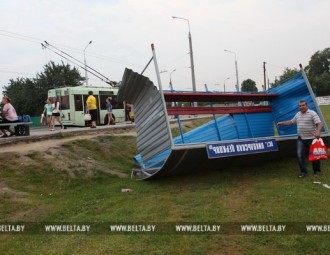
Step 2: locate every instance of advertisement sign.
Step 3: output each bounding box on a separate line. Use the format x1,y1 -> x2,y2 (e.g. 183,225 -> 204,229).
207,139 -> 278,159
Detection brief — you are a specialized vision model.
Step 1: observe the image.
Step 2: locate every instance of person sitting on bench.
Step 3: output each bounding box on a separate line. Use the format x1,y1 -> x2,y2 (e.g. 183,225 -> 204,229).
0,96 -> 18,137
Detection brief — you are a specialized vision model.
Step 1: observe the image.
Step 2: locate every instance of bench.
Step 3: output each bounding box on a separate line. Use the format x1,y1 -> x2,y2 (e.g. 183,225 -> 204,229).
0,122 -> 32,136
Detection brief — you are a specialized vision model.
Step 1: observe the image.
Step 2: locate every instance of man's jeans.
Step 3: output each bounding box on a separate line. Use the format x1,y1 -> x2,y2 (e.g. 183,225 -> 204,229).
297,137 -> 320,174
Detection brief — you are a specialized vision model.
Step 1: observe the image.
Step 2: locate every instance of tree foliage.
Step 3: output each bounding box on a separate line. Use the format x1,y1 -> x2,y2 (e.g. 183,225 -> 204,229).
36,61 -> 84,89
3,78 -> 38,116
305,48 -> 330,96
271,67 -> 300,88
241,79 -> 258,92
269,48 -> 330,95
2,61 -> 84,116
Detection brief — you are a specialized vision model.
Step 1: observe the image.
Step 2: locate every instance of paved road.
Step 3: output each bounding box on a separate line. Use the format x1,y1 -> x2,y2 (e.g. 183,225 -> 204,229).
32,122 -> 135,136
0,122 -> 135,145
0,116 -> 201,146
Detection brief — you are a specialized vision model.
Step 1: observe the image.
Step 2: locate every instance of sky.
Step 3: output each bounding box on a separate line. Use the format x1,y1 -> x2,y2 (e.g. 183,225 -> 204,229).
1,0 -> 330,95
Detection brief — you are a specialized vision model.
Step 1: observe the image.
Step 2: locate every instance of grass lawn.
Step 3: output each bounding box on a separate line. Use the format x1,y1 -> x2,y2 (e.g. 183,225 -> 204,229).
1,106 -> 330,254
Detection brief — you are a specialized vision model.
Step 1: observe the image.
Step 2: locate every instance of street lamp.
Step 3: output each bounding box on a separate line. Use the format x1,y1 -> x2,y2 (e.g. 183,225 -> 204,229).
223,77 -> 230,93
169,69 -> 176,91
224,49 -> 239,92
84,41 -> 92,85
172,16 -> 196,94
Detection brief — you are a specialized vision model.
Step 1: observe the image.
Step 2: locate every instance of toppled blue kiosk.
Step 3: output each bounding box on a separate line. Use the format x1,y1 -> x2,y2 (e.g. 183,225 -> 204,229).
118,68 -> 329,180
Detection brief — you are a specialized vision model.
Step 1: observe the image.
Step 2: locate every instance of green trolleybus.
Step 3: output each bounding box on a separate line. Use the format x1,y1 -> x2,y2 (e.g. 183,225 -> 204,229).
48,86 -> 125,126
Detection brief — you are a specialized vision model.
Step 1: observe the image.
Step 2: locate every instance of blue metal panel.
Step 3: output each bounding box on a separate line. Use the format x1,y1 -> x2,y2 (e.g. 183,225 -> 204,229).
173,119 -> 217,144
134,149 -> 171,169
232,114 -> 251,138
245,113 -> 274,137
172,115 -> 239,144
135,111 -> 274,169
216,115 -> 239,140
269,72 -> 326,136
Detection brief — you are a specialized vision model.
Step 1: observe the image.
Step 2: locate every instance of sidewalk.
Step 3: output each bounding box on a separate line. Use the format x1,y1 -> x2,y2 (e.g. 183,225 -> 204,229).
0,122 -> 136,145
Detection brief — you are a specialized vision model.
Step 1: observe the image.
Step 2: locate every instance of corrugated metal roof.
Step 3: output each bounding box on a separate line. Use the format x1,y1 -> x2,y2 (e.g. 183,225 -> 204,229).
118,69 -> 172,164
270,71 -> 328,136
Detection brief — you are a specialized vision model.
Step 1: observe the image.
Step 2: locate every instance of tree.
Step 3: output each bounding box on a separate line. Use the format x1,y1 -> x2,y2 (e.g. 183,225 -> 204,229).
2,78 -> 38,115
271,67 -> 300,88
36,61 -> 84,89
2,61 -> 84,116
305,48 -> 330,96
241,79 -> 258,92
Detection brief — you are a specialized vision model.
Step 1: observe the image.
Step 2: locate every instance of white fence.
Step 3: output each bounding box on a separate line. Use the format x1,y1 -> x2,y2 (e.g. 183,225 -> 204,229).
316,96 -> 330,105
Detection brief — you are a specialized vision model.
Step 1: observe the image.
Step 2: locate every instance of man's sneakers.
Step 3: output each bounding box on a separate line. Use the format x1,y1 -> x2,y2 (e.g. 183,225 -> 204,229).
299,171 -> 321,178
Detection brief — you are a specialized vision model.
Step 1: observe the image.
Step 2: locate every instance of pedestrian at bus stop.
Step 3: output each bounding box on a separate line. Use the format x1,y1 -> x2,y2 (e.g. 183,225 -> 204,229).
41,98 -> 53,127
126,102 -> 134,122
86,91 -> 97,128
0,96 -> 18,137
50,97 -> 63,131
277,100 -> 323,178
106,97 -> 114,125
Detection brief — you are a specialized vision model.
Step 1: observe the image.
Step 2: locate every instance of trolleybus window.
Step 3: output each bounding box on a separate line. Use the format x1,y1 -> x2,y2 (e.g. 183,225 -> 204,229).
99,95 -> 123,110
74,95 -> 83,111
60,95 -> 70,110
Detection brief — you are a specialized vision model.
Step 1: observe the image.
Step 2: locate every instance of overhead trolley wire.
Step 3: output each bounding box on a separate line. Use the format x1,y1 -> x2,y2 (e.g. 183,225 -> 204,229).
43,41 -> 115,86
41,43 -> 113,86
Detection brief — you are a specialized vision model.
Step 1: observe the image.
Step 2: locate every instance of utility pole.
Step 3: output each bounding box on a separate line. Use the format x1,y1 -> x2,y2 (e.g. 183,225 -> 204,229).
267,78 -> 270,90
84,41 -> 92,85
263,61 -> 267,91
172,16 -> 196,94
224,50 -> 239,92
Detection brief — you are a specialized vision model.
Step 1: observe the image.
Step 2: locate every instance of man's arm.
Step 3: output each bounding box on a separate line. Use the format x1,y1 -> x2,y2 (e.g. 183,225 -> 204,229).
86,98 -> 91,111
315,122 -> 323,138
277,120 -> 293,127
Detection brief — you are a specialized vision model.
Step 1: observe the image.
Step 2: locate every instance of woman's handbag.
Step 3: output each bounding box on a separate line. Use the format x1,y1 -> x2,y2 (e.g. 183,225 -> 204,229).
309,138 -> 328,161
84,113 -> 91,121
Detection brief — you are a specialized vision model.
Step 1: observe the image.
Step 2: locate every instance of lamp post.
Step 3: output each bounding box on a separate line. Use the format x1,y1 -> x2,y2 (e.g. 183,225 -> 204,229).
84,41 -> 92,85
223,77 -> 230,93
224,49 -> 239,92
169,69 -> 176,91
172,16 -> 196,94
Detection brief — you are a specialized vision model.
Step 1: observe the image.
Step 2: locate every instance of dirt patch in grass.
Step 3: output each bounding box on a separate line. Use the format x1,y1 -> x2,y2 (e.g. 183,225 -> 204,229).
9,205 -> 54,222
42,149 -> 128,178
0,134 -> 110,154
0,180 -> 28,202
1,133 -> 133,179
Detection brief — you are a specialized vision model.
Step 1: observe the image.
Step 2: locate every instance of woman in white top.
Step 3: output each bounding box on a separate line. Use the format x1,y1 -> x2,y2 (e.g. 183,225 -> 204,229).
41,98 -> 53,128
50,97 -> 63,131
